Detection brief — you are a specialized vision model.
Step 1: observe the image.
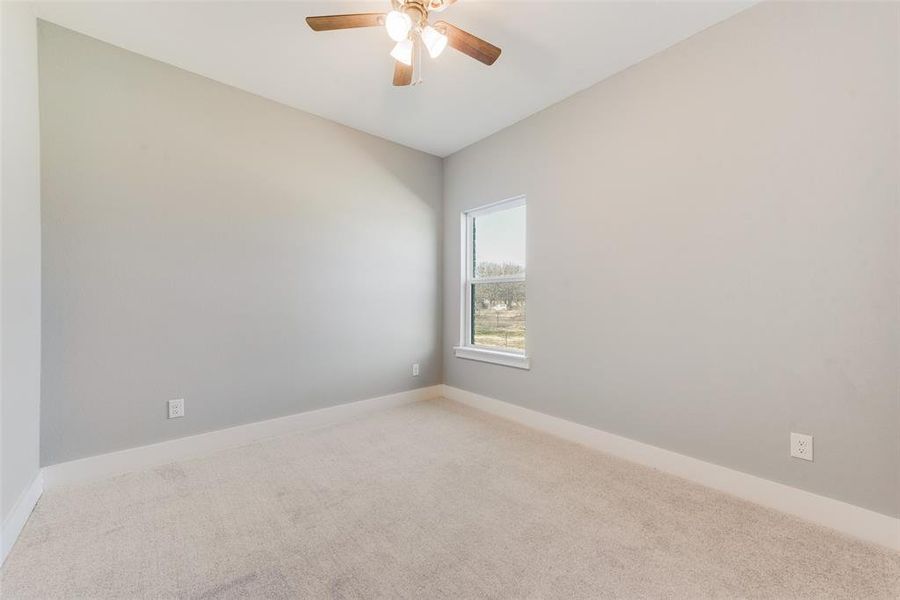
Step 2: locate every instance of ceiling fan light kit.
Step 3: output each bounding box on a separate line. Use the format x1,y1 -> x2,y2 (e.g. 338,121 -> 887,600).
305,0 -> 501,86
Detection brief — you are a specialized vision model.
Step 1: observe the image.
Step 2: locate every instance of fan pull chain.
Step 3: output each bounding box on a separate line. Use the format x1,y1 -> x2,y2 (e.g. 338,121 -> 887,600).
411,33 -> 424,85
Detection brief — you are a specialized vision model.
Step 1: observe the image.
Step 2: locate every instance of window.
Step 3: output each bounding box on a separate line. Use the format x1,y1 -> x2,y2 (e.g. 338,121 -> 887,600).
455,196 -> 529,369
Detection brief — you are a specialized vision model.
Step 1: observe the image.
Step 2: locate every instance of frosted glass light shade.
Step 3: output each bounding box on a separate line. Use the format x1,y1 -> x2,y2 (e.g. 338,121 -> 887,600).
390,38 -> 414,66
421,25 -> 448,58
385,11 -> 412,42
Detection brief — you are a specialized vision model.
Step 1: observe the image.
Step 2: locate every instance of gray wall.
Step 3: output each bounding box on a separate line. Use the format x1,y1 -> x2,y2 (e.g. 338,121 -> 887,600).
39,22 -> 442,465
1,3 -> 42,523
443,1 -> 900,518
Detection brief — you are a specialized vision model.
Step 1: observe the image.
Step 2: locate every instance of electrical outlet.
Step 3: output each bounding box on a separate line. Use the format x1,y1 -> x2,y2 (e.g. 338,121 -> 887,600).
168,398 -> 185,419
790,432 -> 813,461
412,363 -> 420,377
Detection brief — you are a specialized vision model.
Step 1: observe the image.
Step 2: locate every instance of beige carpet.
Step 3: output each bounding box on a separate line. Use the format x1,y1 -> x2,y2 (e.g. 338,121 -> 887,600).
2,398 -> 898,599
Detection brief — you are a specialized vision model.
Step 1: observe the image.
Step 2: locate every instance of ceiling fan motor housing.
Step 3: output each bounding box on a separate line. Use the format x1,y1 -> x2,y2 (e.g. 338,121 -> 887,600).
401,1 -> 429,29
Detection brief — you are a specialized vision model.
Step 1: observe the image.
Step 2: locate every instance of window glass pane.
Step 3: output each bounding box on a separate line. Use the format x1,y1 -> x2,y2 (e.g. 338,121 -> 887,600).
471,282 -> 526,351
473,204 -> 525,278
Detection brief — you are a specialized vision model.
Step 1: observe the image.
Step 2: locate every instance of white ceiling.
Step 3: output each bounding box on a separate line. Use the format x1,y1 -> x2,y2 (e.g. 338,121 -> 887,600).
34,1 -> 754,156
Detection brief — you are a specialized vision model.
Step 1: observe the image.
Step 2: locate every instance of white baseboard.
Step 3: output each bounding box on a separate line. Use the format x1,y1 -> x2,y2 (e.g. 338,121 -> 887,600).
1,471 -> 44,566
27,383 -> 900,554
441,385 -> 900,552
43,385 -> 442,490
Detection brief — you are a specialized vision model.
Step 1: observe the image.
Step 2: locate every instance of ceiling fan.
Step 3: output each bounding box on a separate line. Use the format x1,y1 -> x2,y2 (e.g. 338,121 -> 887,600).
306,0 -> 501,86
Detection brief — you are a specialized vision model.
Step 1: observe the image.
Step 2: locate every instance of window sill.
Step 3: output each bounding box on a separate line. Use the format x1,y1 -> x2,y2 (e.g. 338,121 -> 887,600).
453,346 -> 530,370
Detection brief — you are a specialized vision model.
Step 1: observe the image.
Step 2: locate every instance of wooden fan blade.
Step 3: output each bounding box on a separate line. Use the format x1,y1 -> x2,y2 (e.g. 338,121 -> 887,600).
306,13 -> 384,31
393,60 -> 413,86
435,21 -> 501,66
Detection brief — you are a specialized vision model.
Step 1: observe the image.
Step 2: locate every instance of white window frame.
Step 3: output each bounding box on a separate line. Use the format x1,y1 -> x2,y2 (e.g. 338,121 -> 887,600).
453,195 -> 529,370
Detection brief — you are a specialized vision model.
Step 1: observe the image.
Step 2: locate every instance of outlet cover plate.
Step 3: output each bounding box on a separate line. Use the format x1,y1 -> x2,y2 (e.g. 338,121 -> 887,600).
790,432 -> 813,461
168,398 -> 185,419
